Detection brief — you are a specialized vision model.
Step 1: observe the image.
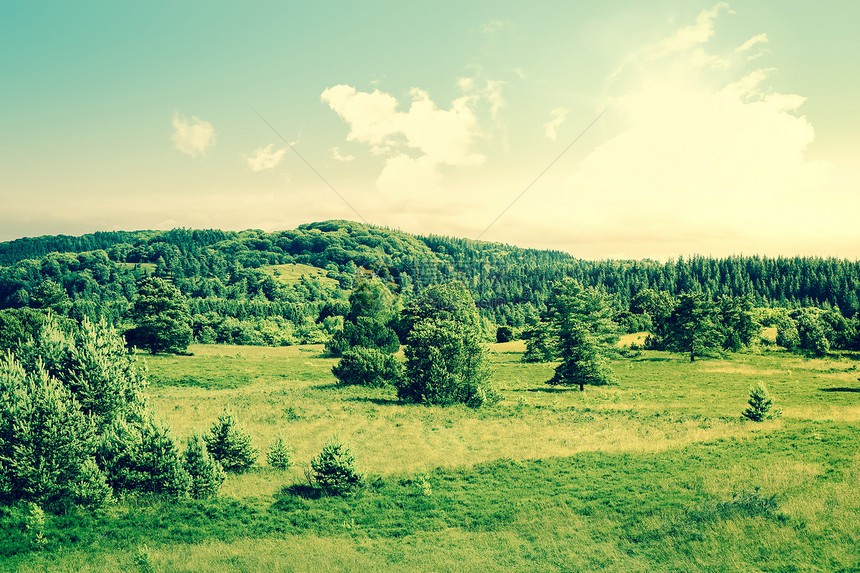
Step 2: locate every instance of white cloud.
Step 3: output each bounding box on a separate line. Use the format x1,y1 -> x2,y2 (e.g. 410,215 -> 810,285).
543,107 -> 568,140
171,112 -> 215,157
737,32 -> 768,53
322,84 -> 484,166
330,147 -> 354,162
501,3 -> 858,259
648,3 -> 733,59
736,32 -> 770,60
247,144 -> 287,172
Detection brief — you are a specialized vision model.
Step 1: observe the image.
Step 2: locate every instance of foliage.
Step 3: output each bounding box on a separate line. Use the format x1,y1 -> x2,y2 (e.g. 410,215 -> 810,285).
398,319 -> 497,407
521,320 -> 558,362
331,346 -> 402,388
495,325 -> 513,343
716,296 -> 760,351
19,315 -> 148,429
544,280 -> 618,390
742,383 -> 780,421
0,317 -> 191,510
630,288 -> 675,345
325,316 -> 400,357
793,308 -> 830,356
308,436 -> 363,495
97,415 -> 191,499
266,436 -> 293,470
127,277 -> 193,354
0,354 -> 112,511
775,315 -> 800,350
401,282 -> 482,337
183,434 -> 225,499
204,411 -> 258,473
664,294 -> 725,361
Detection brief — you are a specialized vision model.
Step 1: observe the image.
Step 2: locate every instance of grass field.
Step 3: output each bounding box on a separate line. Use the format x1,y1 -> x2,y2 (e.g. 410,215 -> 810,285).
4,341 -> 859,572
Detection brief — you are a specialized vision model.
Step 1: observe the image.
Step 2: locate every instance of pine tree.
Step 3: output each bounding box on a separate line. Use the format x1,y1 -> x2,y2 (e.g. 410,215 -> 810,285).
544,280 -> 618,390
204,411 -> 258,473
127,277 -> 192,354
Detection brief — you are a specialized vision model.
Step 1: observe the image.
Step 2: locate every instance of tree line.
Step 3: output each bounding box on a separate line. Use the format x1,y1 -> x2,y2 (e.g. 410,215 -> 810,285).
2,220 -> 860,352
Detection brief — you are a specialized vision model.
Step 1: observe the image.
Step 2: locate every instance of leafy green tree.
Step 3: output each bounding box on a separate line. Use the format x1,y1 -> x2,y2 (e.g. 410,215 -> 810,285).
326,316 -> 400,357
630,288 -> 675,345
346,277 -> 399,324
775,315 -> 800,350
398,319 -> 497,407
0,356 -> 112,511
29,280 -> 71,315
332,346 -> 402,387
522,320 -> 558,363
97,415 -> 191,499
664,294 -> 724,362
0,316 -> 194,509
127,277 -> 192,354
794,308 -> 830,357
495,325 -> 514,343
401,282 -> 482,337
204,411 -> 258,473
716,296 -> 759,351
545,280 -> 618,390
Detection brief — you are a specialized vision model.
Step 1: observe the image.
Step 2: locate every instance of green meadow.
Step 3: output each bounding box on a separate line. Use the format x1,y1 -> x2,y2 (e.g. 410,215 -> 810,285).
4,342 -> 859,572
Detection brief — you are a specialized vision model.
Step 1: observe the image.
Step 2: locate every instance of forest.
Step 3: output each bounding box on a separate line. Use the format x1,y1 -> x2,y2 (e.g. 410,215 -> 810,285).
1,220 -> 859,351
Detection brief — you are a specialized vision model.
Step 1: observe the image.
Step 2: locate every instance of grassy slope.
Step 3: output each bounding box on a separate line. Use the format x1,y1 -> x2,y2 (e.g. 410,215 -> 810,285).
5,344 -> 860,572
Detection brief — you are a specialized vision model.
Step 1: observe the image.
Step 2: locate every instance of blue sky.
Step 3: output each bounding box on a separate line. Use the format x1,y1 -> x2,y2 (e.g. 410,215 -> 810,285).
2,1 -> 859,259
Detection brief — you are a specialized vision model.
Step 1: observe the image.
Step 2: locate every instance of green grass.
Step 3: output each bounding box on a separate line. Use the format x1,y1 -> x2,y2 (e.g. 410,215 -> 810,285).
262,263 -> 342,289
4,343 -> 859,572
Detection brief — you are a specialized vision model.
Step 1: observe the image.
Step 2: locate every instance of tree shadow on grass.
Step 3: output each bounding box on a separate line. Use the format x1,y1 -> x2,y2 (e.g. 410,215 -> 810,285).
524,386 -> 580,393
344,396 -> 401,406
275,483 -> 323,501
819,387 -> 860,393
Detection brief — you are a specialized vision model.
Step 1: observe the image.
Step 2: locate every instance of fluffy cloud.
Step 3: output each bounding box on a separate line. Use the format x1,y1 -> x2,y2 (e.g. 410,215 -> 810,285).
505,3 -> 854,259
322,82 -> 493,198
321,84 -> 484,166
543,108 -> 568,140
171,112 -> 215,157
247,144 -> 287,172
648,2 -> 733,59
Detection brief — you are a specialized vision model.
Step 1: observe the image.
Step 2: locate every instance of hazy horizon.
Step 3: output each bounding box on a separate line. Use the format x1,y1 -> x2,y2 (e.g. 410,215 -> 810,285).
3,2 -> 859,260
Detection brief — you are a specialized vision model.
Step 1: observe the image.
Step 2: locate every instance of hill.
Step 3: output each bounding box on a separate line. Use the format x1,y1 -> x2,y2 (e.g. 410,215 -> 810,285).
1,220 -> 860,346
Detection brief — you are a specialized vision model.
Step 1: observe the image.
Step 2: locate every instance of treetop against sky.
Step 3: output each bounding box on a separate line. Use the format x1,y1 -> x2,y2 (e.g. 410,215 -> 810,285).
2,2 -> 859,260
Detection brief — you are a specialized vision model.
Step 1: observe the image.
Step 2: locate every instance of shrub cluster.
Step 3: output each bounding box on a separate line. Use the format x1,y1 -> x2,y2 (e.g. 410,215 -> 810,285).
0,316 -> 227,512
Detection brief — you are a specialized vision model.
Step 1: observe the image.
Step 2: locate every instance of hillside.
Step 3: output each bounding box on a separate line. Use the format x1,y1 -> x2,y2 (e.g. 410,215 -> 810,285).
1,220 -> 860,346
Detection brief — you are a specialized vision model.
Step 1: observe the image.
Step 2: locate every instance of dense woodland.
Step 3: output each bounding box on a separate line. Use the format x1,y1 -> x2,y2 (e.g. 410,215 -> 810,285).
2,220 -> 860,350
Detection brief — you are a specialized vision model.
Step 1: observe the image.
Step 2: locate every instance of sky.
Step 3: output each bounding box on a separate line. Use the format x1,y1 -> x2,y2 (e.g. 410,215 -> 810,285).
2,1 -> 859,260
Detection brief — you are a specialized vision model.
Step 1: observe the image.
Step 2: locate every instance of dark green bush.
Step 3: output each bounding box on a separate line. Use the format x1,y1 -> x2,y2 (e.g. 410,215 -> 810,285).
332,347 -> 402,387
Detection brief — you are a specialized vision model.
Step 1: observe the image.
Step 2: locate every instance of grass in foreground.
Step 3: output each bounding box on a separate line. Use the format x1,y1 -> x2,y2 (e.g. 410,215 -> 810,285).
3,342 -> 859,572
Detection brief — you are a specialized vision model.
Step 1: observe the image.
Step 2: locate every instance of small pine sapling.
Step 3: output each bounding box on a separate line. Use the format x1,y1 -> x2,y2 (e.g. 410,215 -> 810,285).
204,411 -> 258,473
266,436 -> 293,470
742,383 -> 781,421
309,436 -> 363,495
183,433 -> 225,499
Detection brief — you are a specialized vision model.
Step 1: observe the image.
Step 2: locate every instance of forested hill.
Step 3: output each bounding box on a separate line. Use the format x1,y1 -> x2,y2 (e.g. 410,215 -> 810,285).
1,220 -> 859,344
